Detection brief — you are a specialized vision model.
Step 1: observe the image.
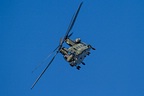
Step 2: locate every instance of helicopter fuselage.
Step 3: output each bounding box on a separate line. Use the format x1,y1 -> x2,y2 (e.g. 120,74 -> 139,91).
60,38 -> 95,69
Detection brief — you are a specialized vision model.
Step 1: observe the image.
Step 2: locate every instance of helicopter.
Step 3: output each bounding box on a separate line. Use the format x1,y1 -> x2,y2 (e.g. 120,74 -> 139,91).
31,2 -> 95,89
60,38 -> 95,70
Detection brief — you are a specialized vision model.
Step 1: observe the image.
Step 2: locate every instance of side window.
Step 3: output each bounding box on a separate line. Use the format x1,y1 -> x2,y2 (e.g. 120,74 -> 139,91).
76,46 -> 79,49
73,47 -> 77,50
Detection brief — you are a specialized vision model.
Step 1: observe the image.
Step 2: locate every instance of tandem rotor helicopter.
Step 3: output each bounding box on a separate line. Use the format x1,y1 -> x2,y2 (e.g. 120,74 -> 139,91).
31,2 -> 96,89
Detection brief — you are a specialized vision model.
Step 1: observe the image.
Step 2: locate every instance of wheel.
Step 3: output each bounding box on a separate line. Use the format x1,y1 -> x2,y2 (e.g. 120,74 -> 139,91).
82,62 -> 85,65
77,66 -> 81,70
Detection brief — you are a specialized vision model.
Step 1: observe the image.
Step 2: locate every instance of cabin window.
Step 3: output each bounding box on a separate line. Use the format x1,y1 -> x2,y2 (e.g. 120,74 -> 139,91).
73,48 -> 77,50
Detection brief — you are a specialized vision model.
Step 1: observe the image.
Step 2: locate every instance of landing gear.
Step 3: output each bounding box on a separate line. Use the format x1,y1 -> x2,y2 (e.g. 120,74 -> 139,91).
81,62 -> 85,65
77,66 -> 81,70
70,63 -> 75,67
92,47 -> 96,50
88,45 -> 96,50
87,52 -> 90,55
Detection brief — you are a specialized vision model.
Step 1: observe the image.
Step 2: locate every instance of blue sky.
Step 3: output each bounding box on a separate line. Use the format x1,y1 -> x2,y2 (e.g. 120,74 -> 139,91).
1,0 -> 144,96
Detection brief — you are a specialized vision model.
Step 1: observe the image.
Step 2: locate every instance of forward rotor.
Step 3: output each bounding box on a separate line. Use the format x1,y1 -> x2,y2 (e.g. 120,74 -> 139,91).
31,2 -> 83,89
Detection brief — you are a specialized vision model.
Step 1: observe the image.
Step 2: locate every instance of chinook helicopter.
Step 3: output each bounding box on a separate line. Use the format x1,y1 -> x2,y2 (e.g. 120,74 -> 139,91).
60,38 -> 95,69
31,2 -> 95,89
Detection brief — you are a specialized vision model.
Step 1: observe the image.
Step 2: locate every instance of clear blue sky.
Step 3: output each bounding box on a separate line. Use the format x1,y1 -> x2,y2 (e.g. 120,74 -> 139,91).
1,0 -> 144,96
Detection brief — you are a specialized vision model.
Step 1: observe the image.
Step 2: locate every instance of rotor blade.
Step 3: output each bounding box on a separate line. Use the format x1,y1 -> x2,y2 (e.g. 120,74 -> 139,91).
60,2 -> 83,46
60,37 -> 63,46
31,51 -> 58,89
68,32 -> 73,38
32,45 -> 60,73
65,2 -> 83,38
